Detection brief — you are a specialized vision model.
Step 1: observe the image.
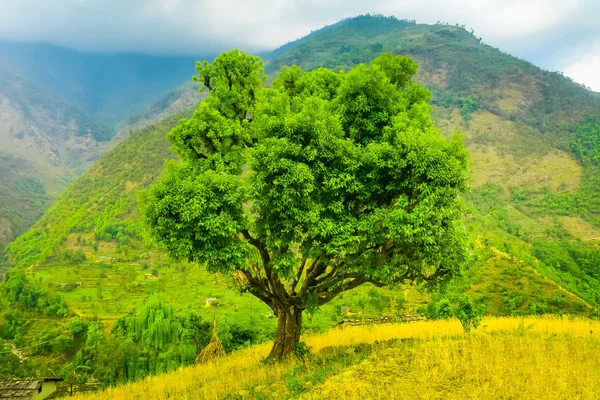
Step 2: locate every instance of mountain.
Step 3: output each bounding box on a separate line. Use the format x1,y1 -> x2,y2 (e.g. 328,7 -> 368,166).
0,68 -> 111,250
265,15 -> 600,308
0,42 -> 209,249
0,41 -> 203,126
109,81 -> 206,146
2,14 -> 599,359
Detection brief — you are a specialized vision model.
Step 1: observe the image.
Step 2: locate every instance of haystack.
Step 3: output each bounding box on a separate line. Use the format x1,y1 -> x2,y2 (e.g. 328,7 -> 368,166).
196,319 -> 225,364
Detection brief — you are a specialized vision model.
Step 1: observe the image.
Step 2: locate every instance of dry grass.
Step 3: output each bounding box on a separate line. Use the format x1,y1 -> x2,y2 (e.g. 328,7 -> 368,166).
494,81 -> 541,115
308,333 -> 599,400
469,145 -> 582,193
559,216 -> 600,242
196,321 -> 226,364
433,109 -> 582,194
73,316 -> 600,400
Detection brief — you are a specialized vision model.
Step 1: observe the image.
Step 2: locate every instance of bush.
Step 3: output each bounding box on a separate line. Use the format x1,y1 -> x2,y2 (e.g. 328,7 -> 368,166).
293,341 -> 312,359
455,296 -> 485,333
63,283 -> 78,292
437,299 -> 454,319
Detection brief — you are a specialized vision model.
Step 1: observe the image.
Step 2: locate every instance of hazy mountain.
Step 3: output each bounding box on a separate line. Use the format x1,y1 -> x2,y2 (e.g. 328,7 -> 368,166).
0,68 -> 109,249
0,40 -> 203,126
0,42 -> 210,248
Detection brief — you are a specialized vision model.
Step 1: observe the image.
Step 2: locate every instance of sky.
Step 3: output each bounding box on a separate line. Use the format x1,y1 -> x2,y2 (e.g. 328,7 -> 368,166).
0,0 -> 598,91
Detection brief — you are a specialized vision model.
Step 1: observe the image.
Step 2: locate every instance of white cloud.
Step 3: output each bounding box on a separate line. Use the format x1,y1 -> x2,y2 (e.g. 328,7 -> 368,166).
379,0 -> 581,40
0,0 -> 598,88
563,51 -> 600,92
0,0 -> 586,51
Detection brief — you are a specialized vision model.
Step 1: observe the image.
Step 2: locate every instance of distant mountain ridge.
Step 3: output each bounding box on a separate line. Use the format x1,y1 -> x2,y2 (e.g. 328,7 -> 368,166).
0,40 -> 203,127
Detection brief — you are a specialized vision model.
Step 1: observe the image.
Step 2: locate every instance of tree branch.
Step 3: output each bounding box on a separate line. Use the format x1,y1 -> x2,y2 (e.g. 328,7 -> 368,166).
237,268 -> 274,308
317,277 -> 368,305
298,256 -> 328,298
291,257 -> 308,294
241,229 -> 292,303
241,229 -> 271,268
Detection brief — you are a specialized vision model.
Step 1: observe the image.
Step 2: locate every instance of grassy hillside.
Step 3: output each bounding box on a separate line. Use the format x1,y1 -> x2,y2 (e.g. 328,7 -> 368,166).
72,316 -> 600,400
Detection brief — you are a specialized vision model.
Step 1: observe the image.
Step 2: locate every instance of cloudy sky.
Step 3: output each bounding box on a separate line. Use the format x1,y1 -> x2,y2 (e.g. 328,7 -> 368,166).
0,0 -> 598,90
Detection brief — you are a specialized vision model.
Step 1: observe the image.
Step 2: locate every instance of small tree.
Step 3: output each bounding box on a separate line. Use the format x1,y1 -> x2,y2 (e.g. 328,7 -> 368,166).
128,296 -> 180,359
60,364 -> 91,396
368,289 -> 384,312
353,294 -> 369,323
395,295 -> 406,314
142,50 -> 469,359
455,296 -> 485,333
436,298 -> 454,319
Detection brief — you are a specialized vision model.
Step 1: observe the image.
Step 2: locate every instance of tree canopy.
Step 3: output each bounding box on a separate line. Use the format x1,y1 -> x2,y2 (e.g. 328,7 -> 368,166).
142,49 -> 469,358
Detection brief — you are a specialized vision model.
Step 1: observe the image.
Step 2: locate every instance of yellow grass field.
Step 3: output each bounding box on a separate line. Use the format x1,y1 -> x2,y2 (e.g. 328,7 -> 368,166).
73,317 -> 600,400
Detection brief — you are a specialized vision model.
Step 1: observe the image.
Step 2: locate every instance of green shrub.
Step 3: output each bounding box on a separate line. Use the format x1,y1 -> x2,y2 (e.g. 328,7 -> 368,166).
455,296 -> 485,333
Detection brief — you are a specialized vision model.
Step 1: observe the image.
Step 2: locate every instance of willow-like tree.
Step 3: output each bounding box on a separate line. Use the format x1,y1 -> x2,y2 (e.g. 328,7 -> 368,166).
142,50 -> 469,359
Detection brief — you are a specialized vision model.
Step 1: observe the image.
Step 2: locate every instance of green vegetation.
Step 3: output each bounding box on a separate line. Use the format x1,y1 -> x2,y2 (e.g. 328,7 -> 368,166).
3,112 -> 187,269
1,13 -> 600,387
2,270 -> 69,317
571,117 -> 600,164
0,156 -> 49,254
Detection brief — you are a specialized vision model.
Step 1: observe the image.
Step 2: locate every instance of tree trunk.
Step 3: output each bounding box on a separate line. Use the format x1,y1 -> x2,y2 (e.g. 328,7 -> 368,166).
267,306 -> 302,359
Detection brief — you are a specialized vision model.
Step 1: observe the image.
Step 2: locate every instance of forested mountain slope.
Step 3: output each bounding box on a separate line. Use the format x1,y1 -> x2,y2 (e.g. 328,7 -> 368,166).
0,68 -> 111,250
0,43 -> 208,249
3,15 -> 600,327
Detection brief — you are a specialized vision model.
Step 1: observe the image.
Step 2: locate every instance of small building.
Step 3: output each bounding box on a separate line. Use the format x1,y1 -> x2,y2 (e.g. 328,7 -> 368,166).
0,378 -> 63,400
205,298 -> 219,307
76,282 -> 83,287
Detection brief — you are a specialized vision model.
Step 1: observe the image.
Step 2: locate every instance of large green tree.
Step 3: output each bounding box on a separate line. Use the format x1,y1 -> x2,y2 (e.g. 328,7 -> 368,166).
142,50 -> 469,358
